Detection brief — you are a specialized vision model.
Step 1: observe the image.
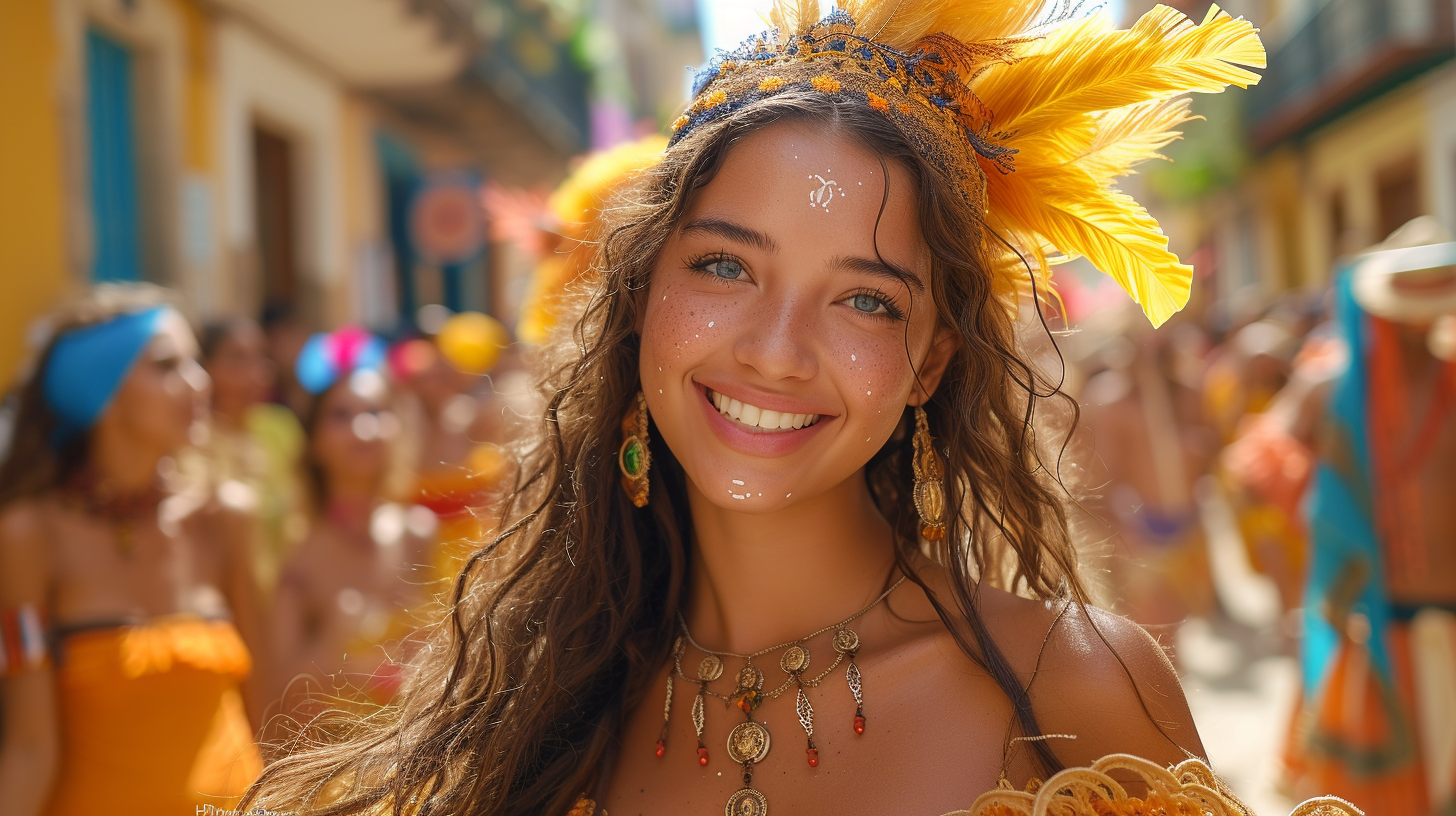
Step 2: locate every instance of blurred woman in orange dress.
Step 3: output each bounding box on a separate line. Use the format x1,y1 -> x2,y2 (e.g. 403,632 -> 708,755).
0,285 -> 263,815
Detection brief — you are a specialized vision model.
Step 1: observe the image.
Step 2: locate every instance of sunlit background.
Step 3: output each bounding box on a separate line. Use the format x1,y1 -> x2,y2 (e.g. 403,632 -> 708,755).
1,0 -> 1453,813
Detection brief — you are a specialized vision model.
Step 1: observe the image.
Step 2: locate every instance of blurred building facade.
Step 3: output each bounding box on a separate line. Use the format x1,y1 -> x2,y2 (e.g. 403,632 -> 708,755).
1131,0 -> 1456,319
0,0 -> 702,385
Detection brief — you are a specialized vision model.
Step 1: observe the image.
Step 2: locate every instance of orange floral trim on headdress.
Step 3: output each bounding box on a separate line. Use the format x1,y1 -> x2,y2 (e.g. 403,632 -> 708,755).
809,74 -> 842,94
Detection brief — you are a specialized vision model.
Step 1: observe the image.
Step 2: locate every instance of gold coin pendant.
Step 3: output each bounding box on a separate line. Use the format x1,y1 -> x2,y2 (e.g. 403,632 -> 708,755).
726,720 -> 772,764
736,665 -> 763,691
780,645 -> 809,674
832,627 -> 860,655
725,787 -> 769,816
698,655 -> 724,682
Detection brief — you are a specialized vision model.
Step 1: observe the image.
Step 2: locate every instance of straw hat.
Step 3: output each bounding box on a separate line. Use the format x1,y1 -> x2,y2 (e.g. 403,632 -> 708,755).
1352,217 -> 1456,325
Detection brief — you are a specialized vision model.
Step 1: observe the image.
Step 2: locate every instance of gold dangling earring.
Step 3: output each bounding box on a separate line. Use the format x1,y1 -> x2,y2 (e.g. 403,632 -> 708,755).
619,391 -> 651,507
912,405 -> 946,541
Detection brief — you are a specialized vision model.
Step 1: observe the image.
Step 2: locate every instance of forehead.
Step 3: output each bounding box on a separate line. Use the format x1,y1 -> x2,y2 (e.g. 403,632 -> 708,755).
148,310 -> 198,358
685,121 -> 926,268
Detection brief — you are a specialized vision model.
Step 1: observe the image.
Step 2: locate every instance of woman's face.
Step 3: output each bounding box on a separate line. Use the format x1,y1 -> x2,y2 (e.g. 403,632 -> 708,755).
105,313 -> 210,455
640,121 -> 957,511
310,372 -> 395,486
207,322 -> 274,416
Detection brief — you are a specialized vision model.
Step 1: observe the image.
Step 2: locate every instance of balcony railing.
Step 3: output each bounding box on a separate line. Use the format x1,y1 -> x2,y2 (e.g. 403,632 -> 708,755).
1245,0 -> 1454,150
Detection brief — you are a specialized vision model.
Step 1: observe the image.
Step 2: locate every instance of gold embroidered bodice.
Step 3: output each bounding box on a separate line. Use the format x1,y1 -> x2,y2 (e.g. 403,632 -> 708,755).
571,755 -> 1364,816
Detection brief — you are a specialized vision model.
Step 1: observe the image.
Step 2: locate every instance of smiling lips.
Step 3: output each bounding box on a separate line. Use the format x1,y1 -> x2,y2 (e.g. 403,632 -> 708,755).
706,388 -> 821,431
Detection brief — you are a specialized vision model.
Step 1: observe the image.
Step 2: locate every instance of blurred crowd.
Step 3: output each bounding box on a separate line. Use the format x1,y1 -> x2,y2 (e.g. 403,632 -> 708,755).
0,283 -> 535,810
1056,215 -> 1456,815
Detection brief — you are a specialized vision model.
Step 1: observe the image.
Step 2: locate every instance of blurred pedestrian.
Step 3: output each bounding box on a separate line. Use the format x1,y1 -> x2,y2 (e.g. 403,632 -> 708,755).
0,285 -> 263,814
395,313 -> 512,592
260,303 -> 312,419
1207,317 -> 1308,620
1244,218 -> 1456,815
189,317 -> 308,596
1080,327 -> 1216,625
269,328 -> 434,718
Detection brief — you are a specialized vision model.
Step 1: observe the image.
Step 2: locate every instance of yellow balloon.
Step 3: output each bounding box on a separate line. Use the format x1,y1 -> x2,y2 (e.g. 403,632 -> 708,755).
437,312 -> 510,374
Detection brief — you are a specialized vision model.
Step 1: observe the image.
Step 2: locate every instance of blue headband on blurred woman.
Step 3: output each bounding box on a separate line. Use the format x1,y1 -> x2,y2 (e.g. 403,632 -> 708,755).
42,306 -> 173,446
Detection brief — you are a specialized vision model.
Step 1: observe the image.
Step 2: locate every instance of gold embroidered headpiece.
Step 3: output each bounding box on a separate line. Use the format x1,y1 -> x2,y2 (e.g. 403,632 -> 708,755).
670,1 -> 1266,327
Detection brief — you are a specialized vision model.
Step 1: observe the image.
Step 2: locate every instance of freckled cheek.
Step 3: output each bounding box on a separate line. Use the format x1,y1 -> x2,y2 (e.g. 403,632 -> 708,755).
639,284 -> 742,388
829,342 -> 916,428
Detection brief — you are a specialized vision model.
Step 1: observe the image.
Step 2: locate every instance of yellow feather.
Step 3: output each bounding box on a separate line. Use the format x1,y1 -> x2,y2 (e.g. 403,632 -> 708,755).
978,5 -> 1264,137
838,0 -> 1044,50
987,167 -> 1192,327
1013,98 -> 1194,183
770,0 -> 821,40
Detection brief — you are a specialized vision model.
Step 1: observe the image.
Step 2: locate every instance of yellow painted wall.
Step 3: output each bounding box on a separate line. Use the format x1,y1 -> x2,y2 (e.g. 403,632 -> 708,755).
174,0 -> 214,174
0,0 -> 71,387
1299,87 -> 1429,280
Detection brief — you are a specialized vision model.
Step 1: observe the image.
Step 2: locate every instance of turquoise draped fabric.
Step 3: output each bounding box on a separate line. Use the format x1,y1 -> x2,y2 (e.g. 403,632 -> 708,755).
1300,268 -> 1394,697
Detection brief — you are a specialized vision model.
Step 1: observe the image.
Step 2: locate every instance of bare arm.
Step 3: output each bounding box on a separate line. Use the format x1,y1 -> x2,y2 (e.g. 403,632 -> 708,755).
214,503 -> 268,735
0,503 -> 60,816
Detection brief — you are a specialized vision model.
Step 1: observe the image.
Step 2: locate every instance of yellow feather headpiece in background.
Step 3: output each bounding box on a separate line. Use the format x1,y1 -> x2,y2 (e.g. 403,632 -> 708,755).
671,1 -> 1266,327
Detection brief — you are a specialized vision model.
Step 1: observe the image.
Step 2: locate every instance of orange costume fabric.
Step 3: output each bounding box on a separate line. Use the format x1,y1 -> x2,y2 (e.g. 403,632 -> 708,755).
42,616 -> 262,815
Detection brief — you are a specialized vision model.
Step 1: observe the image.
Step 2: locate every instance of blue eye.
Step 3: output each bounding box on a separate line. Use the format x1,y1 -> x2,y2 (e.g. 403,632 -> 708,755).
705,258 -> 744,280
850,293 -> 887,314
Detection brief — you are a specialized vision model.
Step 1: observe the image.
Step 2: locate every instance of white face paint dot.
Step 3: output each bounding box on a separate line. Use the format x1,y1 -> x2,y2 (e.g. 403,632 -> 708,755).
708,321 -> 714,327
732,479 -> 745,485
851,354 -> 856,361
786,493 -> 792,498
867,390 -> 872,395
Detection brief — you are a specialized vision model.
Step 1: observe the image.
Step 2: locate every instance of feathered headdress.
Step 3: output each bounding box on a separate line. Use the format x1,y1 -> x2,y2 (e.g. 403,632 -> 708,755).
671,1 -> 1265,327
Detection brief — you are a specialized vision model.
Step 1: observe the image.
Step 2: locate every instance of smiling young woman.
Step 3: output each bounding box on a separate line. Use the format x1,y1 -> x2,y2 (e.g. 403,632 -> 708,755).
239,4 -> 1358,816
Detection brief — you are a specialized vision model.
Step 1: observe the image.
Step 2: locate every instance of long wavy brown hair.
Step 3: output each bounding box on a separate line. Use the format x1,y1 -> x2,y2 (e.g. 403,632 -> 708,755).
245,90 -> 1094,815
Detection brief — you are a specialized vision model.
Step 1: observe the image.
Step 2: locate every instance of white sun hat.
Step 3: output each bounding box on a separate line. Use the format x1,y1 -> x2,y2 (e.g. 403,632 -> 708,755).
1352,217 -> 1456,325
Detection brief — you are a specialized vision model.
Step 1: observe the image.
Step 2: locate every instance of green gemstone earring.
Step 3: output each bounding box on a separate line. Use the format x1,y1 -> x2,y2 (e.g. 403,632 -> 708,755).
619,391 -> 651,507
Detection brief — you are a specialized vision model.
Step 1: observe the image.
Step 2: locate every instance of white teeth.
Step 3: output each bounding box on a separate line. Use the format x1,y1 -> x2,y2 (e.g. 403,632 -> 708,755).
740,403 -> 761,426
708,390 -> 819,430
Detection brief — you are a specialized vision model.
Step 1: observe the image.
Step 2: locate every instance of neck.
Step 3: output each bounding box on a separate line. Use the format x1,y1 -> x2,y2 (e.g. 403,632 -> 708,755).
88,427 -> 163,494
212,399 -> 248,432
683,470 -> 897,654
326,475 -> 381,509
325,491 -> 378,532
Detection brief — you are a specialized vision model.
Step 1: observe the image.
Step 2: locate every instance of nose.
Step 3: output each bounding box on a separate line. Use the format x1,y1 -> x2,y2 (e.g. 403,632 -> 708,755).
181,358 -> 212,395
732,296 -> 819,382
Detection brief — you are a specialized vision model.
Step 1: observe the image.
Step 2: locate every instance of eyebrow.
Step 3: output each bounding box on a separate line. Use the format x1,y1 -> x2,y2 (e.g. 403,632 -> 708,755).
680,217 -> 925,293
831,254 -> 926,294
680,218 -> 780,254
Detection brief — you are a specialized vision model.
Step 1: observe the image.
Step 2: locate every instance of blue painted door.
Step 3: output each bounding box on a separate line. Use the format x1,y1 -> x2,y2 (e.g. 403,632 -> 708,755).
86,28 -> 143,282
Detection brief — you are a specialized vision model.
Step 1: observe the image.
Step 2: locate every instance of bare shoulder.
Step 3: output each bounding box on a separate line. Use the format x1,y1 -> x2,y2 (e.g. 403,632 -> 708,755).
0,498 -> 53,601
977,587 -> 1204,769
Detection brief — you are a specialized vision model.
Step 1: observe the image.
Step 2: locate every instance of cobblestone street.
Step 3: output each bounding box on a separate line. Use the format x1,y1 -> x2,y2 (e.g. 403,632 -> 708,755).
1174,479 -> 1300,815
